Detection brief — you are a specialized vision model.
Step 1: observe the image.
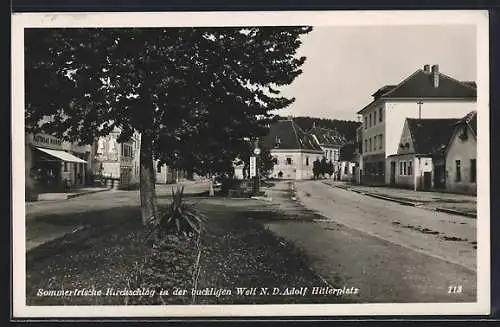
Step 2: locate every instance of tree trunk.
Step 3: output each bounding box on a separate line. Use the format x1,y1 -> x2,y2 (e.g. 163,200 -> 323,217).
139,132 -> 159,227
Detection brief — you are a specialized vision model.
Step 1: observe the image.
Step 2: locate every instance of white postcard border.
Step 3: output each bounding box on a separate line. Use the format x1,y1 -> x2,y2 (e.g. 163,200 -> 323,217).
11,10 -> 490,318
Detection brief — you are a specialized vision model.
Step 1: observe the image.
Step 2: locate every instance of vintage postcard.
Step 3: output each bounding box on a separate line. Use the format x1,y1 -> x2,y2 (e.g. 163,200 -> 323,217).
12,10 -> 490,318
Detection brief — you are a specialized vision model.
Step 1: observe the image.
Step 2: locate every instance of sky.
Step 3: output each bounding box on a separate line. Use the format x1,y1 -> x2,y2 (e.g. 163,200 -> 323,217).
277,25 -> 477,121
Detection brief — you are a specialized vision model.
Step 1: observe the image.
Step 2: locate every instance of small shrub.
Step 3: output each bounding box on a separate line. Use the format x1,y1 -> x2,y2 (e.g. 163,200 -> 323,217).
149,186 -> 207,240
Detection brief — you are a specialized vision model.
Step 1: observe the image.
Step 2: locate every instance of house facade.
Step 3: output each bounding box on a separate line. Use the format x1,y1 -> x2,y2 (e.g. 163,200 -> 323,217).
261,117 -> 324,180
308,123 -> 345,171
337,142 -> 357,182
445,111 -> 477,195
386,118 -> 459,191
154,161 -> 187,184
356,64 -> 477,186
25,132 -> 92,195
93,128 -> 140,189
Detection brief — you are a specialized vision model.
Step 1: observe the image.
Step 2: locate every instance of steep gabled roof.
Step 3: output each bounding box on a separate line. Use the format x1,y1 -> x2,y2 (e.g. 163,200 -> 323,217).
406,118 -> 460,155
454,110 -> 477,137
261,119 -> 323,152
308,126 -> 346,147
357,67 -> 476,114
381,69 -> 476,99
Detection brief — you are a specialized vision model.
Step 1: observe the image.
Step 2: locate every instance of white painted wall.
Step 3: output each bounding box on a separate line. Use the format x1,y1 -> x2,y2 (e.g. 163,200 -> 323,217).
361,104 -> 385,157
385,155 -> 433,188
270,150 -> 323,180
445,126 -> 477,194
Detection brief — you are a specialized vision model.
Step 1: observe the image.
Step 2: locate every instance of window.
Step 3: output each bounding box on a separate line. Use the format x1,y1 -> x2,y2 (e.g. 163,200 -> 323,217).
306,156 -> 309,166
455,160 -> 461,181
364,140 -> 367,152
286,157 -> 292,165
408,161 -> 413,175
403,161 -> 407,175
470,159 -> 476,182
373,110 -> 377,125
344,165 -> 348,174
379,107 -> 383,122
272,157 -> 278,165
373,137 -> 377,150
369,138 -> 372,152
364,116 -> 367,129
64,162 -> 68,172
369,113 -> 372,127
157,162 -> 162,173
400,162 -> 403,175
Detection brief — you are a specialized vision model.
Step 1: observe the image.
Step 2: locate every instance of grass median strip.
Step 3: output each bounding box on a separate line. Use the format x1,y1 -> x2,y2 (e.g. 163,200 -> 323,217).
27,201 -> 356,305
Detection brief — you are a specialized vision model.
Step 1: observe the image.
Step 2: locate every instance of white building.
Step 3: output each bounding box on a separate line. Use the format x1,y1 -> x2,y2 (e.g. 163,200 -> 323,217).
261,117 -> 324,180
445,111 -> 477,195
93,128 -> 140,189
308,123 -> 345,173
356,64 -> 476,185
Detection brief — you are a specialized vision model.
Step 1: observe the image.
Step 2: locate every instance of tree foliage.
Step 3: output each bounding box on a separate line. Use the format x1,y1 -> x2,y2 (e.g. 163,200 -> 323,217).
312,158 -> 321,179
25,27 -> 312,227
327,160 -> 335,178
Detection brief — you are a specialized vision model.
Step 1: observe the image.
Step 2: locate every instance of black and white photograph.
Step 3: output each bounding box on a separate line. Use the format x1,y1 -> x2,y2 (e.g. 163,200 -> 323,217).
12,11 -> 490,317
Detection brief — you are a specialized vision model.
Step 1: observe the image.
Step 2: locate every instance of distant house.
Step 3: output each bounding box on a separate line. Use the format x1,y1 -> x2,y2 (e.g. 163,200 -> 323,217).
356,64 -> 477,185
308,123 -> 346,169
154,161 -> 187,184
93,128 -> 139,189
445,111 -> 477,195
386,118 -> 460,191
338,142 -> 356,182
261,117 -> 324,180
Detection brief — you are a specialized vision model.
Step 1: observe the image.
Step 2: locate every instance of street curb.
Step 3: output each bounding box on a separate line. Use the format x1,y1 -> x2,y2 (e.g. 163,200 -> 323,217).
435,207 -> 477,218
66,188 -> 111,199
340,187 -> 477,218
361,192 -> 421,207
250,196 -> 273,202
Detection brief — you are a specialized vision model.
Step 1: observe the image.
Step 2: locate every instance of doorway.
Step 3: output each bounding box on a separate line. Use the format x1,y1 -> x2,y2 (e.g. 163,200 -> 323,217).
423,172 -> 432,191
390,162 -> 396,185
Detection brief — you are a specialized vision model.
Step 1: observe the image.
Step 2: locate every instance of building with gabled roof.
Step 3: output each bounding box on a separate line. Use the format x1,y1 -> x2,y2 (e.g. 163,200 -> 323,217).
308,123 -> 346,166
261,116 -> 324,180
386,118 -> 459,190
445,111 -> 477,194
355,64 -> 477,185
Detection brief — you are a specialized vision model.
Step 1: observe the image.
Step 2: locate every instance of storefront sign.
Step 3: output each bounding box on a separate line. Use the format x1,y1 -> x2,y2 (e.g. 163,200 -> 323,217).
32,133 -> 62,149
250,156 -> 256,178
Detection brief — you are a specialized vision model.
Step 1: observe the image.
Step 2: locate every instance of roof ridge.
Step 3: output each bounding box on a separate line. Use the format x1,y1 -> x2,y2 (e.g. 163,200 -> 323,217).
379,69 -> 423,98
289,120 -> 302,149
438,72 -> 477,90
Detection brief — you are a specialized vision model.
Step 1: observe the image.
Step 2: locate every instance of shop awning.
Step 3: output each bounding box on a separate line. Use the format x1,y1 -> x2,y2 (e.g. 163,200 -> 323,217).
35,147 -> 87,163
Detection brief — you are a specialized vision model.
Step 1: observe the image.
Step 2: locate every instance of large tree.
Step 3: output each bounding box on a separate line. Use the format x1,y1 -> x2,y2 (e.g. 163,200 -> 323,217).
25,27 -> 311,229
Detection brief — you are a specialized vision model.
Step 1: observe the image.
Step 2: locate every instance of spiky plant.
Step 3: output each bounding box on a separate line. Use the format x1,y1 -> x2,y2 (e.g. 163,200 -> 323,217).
160,185 -> 206,237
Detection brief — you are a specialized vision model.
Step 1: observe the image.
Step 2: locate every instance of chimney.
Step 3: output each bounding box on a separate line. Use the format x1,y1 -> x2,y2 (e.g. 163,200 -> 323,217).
423,64 -> 431,73
432,64 -> 439,88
